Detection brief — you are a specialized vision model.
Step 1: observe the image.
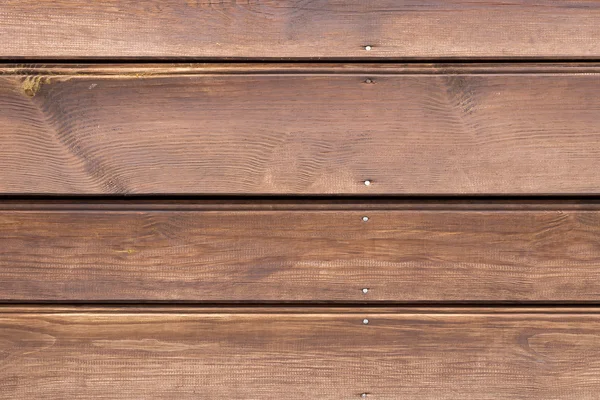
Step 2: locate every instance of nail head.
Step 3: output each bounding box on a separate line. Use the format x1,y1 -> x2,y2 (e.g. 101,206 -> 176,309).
362,288 -> 369,294
363,318 -> 369,325
361,394 -> 368,399
364,180 -> 371,186
362,216 -> 369,222
365,45 -> 372,51
365,78 -> 373,84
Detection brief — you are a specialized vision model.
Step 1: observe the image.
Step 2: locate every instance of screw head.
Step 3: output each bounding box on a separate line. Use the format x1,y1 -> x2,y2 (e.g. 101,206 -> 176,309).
362,288 -> 369,294
363,318 -> 369,325
364,180 -> 371,186
365,45 -> 372,51
362,216 -> 369,222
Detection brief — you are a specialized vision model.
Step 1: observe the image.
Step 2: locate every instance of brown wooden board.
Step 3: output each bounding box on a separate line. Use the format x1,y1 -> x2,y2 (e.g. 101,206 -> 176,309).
3,201 -> 600,302
2,64 -> 600,195
1,1 -> 600,59
1,306 -> 600,399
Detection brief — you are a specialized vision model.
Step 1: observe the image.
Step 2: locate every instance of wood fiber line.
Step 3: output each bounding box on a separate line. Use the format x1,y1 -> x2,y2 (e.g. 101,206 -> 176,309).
2,65 -> 600,194
5,63 -> 600,76
3,208 -> 600,302
1,309 -> 600,399
1,1 -> 600,59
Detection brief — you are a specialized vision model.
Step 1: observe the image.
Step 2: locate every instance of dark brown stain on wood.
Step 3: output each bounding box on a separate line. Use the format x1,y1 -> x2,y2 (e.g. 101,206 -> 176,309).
2,203 -> 600,302
2,64 -> 600,194
1,1 -> 600,59
2,0 -> 599,392
1,307 -> 600,399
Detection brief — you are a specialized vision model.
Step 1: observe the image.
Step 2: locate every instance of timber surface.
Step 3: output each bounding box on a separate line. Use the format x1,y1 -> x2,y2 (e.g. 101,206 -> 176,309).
1,1 -> 600,59
1,307 -> 600,399
2,64 -> 600,194
2,202 -> 600,302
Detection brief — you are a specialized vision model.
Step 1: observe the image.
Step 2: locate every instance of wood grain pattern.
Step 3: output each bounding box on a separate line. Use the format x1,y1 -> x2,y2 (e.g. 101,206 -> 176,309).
1,307 -> 600,399
1,1 -> 600,59
2,63 -> 600,194
3,202 -> 600,302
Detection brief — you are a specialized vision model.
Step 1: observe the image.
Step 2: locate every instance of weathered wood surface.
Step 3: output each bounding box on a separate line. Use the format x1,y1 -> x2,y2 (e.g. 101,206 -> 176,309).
3,201 -> 600,302
2,64 -> 600,194
1,1 -> 600,59
1,307 -> 600,399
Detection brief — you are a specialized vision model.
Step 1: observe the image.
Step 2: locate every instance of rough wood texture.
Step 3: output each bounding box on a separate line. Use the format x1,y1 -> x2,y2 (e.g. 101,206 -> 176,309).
2,64 -> 600,194
3,202 -> 600,302
1,307 -> 600,399
1,1 -> 600,59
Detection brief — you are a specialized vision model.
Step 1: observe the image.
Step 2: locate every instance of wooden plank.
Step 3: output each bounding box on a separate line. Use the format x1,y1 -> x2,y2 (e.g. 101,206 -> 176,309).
3,202 -> 600,302
1,306 -> 600,399
1,1 -> 600,59
3,63 -> 600,195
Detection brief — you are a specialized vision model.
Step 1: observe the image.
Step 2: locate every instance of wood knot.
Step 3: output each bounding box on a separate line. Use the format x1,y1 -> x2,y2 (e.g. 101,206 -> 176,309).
22,76 -> 48,97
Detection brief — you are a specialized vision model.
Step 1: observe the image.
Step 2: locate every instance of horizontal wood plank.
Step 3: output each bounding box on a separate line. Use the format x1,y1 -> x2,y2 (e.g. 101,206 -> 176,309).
3,64 -> 600,194
1,1 -> 600,59
1,307 -> 600,399
3,203 -> 600,302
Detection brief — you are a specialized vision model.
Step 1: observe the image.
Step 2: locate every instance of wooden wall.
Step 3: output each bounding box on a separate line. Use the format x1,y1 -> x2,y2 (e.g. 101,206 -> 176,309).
2,2 -> 600,398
